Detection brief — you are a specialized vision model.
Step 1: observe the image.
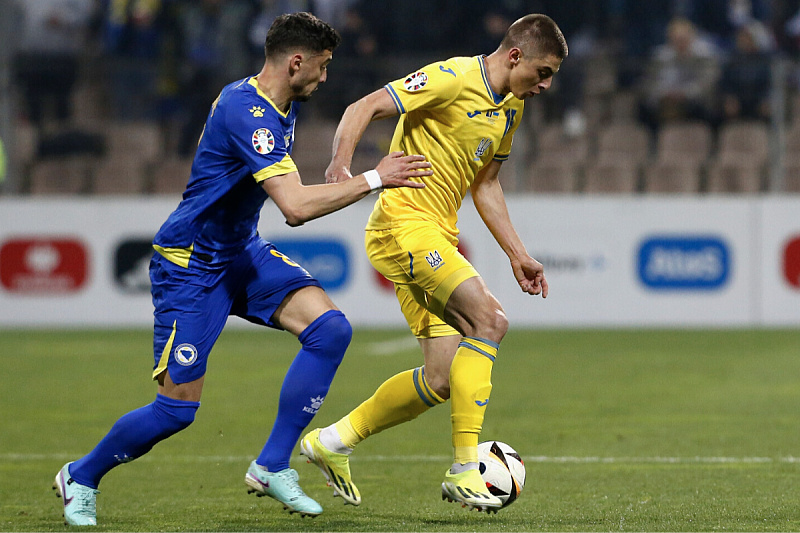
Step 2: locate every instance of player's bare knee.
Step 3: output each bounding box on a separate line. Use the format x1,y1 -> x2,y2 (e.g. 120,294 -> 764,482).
463,304 -> 508,343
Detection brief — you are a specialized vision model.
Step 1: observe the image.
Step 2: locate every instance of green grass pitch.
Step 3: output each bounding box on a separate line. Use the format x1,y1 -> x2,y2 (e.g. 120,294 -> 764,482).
2,328 -> 800,531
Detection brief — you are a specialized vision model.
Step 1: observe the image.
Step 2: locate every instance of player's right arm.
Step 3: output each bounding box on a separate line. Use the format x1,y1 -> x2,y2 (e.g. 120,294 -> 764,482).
326,60 -> 463,183
264,151 -> 431,227
325,89 -> 399,183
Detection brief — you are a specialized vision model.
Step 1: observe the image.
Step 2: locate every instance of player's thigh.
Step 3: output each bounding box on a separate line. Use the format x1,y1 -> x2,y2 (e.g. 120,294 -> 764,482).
230,240 -> 327,336
442,275 -> 507,340
150,254 -> 232,386
369,225 -> 479,321
272,286 -> 338,336
393,282 -> 458,338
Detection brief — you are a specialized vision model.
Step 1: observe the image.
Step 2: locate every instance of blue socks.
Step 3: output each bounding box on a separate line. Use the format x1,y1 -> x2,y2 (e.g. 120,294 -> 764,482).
69,310 -> 351,485
69,394 -> 199,488
257,310 -> 352,471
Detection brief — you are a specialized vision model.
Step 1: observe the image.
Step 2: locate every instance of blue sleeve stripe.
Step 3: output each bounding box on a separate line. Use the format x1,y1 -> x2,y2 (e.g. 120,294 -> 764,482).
384,84 -> 405,114
493,153 -> 510,161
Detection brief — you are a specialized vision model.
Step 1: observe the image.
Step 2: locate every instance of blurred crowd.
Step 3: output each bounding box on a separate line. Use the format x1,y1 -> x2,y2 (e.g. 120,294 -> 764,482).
7,0 -> 800,193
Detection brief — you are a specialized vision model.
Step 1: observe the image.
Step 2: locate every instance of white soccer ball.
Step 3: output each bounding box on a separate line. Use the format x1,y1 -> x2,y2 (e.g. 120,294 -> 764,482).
477,440 -> 526,508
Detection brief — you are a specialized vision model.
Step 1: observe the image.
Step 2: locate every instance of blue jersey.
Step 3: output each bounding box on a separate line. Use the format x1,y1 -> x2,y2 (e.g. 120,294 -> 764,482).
154,76 -> 300,268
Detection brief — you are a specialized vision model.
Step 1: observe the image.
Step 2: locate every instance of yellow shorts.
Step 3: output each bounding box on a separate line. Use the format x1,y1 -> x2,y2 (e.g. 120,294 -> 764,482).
365,223 -> 478,338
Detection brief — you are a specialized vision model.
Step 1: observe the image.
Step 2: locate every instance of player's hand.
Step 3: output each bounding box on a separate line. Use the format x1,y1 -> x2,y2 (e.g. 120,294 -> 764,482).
374,151 -> 432,189
325,162 -> 353,184
511,256 -> 548,298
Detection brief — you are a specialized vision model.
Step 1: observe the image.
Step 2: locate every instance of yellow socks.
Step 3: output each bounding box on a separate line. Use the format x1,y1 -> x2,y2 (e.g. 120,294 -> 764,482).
450,336 -> 498,464
330,336 -> 498,469
337,367 -> 445,448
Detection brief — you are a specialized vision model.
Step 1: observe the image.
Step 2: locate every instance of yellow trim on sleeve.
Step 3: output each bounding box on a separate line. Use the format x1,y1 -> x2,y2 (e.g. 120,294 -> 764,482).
253,154 -> 298,183
152,320 -> 177,380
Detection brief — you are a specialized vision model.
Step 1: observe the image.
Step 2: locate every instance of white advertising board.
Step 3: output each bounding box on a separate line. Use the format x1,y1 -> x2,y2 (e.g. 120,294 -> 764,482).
0,196 -> 797,328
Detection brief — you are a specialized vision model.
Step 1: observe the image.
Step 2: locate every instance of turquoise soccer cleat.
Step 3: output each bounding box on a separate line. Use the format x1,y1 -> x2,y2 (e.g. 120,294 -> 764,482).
53,463 -> 99,526
245,461 -> 322,517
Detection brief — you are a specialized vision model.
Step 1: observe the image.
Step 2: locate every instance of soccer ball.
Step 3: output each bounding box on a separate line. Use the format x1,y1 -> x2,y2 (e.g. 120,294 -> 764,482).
477,440 -> 526,508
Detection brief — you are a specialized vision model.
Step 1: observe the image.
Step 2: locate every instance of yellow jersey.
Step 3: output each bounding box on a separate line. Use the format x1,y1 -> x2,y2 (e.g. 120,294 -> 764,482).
366,55 -> 524,239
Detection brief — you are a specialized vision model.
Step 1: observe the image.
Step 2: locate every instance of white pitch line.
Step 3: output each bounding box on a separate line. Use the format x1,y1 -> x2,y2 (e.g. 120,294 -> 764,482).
366,336 -> 420,356
2,453 -> 799,464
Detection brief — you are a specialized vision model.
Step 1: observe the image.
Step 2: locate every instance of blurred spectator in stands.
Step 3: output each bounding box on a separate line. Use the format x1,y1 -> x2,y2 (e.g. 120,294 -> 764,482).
718,21 -> 775,122
248,0 -> 309,66
101,0 -> 166,120
611,0 -> 675,88
354,0 -> 460,55
13,0 -> 95,130
318,5 -> 379,119
684,0 -> 771,53
310,0 -> 359,30
530,0 -> 610,134
638,17 -> 721,132
176,0 -> 254,156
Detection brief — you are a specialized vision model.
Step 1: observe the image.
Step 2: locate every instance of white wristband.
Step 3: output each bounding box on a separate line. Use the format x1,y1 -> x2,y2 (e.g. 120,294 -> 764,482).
363,169 -> 382,191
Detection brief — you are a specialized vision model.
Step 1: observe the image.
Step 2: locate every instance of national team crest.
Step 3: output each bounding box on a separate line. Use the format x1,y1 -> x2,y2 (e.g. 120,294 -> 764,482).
404,71 -> 428,91
252,128 -> 275,154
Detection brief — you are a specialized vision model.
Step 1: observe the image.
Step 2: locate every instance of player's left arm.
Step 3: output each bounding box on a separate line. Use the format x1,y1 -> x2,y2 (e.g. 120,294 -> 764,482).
263,151 -> 430,227
470,160 -> 548,298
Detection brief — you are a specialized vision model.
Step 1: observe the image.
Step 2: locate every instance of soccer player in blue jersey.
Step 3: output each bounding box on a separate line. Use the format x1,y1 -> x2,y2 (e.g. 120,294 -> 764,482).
301,14 -> 566,512
52,12 -> 431,526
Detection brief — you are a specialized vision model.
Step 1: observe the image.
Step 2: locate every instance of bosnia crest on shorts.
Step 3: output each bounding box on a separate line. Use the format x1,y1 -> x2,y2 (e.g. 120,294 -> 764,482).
252,128 -> 275,154
404,71 -> 428,91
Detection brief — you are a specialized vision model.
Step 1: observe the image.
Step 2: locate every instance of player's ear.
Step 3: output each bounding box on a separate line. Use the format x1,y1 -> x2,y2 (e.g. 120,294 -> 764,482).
508,48 -> 522,66
288,53 -> 304,74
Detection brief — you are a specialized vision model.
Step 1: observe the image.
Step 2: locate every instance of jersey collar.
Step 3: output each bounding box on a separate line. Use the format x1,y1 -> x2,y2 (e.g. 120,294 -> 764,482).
478,55 -> 506,105
247,76 -> 293,118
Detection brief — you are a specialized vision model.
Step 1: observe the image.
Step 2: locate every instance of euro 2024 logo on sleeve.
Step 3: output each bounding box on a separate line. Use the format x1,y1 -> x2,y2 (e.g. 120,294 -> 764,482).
638,235 -> 730,290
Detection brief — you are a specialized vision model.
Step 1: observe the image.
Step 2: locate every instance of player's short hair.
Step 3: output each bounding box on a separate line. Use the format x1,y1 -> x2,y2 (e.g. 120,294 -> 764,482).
500,14 -> 568,60
264,12 -> 341,59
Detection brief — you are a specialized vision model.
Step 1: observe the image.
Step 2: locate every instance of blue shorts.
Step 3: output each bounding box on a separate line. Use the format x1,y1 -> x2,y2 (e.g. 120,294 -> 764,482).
150,237 -> 321,384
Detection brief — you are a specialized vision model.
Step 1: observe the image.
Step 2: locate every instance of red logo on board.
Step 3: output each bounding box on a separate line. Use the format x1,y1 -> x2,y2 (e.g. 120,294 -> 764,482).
0,238 -> 89,293
783,236 -> 800,290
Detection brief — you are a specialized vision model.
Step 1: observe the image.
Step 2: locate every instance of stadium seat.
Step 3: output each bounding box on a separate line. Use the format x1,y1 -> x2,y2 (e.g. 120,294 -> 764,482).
525,155 -> 580,193
705,159 -> 764,193
781,152 -> 800,193
582,161 -> 640,193
28,156 -> 93,195
534,121 -> 591,165
349,119 -> 397,177
608,90 -> 639,123
149,156 -> 193,195
291,120 -> 338,185
90,154 -> 146,195
784,164 -> 800,193
643,161 -> 702,193
103,121 -> 163,164
715,121 -> 770,168
655,121 -> 713,166
595,122 -> 651,166
14,121 -> 38,171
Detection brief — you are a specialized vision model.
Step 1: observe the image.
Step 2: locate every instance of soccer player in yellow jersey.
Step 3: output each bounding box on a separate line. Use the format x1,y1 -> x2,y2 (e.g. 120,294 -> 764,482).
301,14 -> 567,512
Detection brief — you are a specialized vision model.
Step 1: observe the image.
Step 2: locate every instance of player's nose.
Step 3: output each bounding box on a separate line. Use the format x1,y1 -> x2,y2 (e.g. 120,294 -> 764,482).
538,78 -> 552,92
